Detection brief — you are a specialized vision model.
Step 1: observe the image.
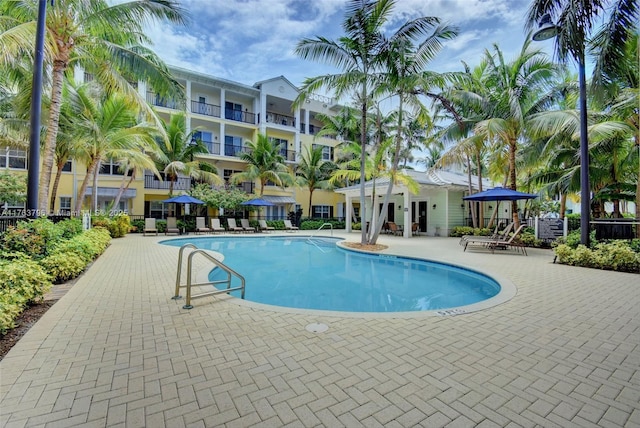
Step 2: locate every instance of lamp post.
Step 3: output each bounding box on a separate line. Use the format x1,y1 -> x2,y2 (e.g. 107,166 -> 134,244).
26,0 -> 49,218
533,14 -> 590,246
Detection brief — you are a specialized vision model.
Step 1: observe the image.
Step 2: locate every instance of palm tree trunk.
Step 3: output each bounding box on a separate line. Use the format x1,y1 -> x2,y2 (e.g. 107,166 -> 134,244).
49,160 -> 65,213
38,62 -> 66,213
509,138 -> 519,228
308,188 -> 314,217
560,193 -> 567,218
92,159 -> 101,213
476,149 -> 484,228
466,154 -> 477,228
75,158 -> 98,213
113,168 -> 134,210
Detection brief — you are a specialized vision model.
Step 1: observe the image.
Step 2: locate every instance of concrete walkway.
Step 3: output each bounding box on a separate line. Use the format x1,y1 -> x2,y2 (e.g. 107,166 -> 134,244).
1,232 -> 638,427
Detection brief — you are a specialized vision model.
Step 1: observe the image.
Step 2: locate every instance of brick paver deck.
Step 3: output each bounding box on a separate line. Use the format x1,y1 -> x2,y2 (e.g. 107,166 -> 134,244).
1,232 -> 638,427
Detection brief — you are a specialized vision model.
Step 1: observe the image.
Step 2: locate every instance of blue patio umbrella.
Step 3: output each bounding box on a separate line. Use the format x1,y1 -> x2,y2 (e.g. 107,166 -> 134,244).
162,195 -> 205,222
463,187 -> 537,202
240,198 -> 275,207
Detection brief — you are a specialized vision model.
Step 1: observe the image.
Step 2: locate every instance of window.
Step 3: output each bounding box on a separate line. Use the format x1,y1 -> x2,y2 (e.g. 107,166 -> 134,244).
269,137 -> 289,158
223,169 -> 242,183
0,147 -> 27,169
225,101 -> 243,121
194,131 -> 214,153
99,159 -> 133,176
312,205 -> 332,219
59,197 -> 72,211
313,144 -> 332,161
224,135 -> 244,156
149,201 -> 169,218
197,96 -> 207,115
61,159 -> 72,172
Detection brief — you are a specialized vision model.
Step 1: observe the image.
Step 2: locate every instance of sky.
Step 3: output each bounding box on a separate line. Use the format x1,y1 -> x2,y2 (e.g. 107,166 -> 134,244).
145,0 -> 552,92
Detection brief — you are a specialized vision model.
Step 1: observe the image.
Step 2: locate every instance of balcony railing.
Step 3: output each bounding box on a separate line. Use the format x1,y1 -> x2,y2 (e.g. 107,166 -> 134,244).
299,123 -> 322,135
214,182 -> 255,194
280,148 -> 296,162
191,100 -> 221,117
203,141 -> 221,155
224,145 -> 253,157
146,91 -> 184,109
224,109 -> 256,124
144,174 -> 190,190
266,112 -> 295,127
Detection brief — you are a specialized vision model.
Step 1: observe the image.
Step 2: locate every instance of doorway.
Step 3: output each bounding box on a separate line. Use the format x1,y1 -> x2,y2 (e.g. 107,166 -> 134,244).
412,201 -> 428,233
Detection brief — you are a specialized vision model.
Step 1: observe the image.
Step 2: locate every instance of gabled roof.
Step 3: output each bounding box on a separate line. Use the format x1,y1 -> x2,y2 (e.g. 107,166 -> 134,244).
334,168 -> 493,194
253,75 -> 298,92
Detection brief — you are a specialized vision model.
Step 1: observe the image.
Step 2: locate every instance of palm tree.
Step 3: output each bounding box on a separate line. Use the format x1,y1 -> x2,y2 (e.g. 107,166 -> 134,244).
155,113 -> 221,196
472,41 -> 557,227
0,0 -> 187,212
230,134 -> 293,196
66,84 -> 160,213
295,146 -> 337,217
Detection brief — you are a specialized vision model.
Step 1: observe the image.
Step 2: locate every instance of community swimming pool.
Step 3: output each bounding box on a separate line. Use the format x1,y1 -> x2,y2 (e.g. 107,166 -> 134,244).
163,236 -> 505,314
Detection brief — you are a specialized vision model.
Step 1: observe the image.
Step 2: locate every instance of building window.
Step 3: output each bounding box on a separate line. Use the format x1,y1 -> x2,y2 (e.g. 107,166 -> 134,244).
312,205 -> 332,219
0,147 -> 27,169
59,196 -> 72,211
62,159 -> 72,172
225,101 -> 243,121
149,201 -> 169,218
99,159 -> 132,176
313,144 -> 332,161
224,135 -> 244,156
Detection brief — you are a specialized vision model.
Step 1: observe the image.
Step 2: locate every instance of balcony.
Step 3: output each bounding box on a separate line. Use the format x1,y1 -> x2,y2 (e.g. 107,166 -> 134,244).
225,108 -> 256,124
191,100 -> 221,118
280,148 -> 296,162
146,91 -> 184,110
224,145 -> 253,158
215,182 -> 255,194
144,174 -> 190,191
202,140 -> 221,155
266,112 -> 295,127
300,123 -> 322,135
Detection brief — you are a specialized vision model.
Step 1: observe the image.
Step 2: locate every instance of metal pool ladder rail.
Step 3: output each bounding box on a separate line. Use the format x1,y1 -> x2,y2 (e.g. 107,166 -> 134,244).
172,244 -> 245,309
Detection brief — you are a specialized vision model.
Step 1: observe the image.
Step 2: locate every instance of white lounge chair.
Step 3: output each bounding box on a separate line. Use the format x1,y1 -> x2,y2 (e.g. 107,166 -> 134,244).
259,220 -> 275,232
195,217 -> 211,234
463,224 -> 527,255
143,218 -> 158,236
240,218 -> 256,233
210,218 -> 225,233
283,220 -> 299,232
165,217 -> 180,235
226,218 -> 244,233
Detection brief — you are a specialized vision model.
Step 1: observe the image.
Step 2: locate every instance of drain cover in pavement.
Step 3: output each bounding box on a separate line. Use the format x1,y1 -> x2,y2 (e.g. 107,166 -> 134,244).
305,323 -> 328,333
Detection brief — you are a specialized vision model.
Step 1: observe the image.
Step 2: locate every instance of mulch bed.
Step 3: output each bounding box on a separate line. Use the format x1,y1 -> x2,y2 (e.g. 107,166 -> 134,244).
342,242 -> 388,252
0,301 -> 56,360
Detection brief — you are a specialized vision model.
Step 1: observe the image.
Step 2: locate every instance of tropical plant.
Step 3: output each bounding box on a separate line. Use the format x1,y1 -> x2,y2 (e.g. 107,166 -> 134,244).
155,113 -> 222,196
0,0 -> 187,212
230,134 -> 293,196
295,146 -> 337,216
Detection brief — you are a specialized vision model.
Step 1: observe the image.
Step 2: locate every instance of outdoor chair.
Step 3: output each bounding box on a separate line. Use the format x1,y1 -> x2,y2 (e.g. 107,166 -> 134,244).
411,223 -> 420,236
226,218 -> 244,233
459,222 -> 514,246
210,218 -> 225,233
143,218 -> 158,236
165,217 -> 180,235
387,222 -> 403,236
259,220 -> 275,232
463,224 -> 527,255
195,217 -> 211,234
283,220 -> 299,231
240,218 -> 256,233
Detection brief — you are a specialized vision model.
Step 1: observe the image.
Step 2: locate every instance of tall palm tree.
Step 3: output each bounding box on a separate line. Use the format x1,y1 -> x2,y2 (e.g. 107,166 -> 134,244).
295,145 -> 337,217
0,0 -> 187,212
472,40 -> 557,227
155,113 -> 221,196
66,84 -> 160,213
230,134 -> 293,197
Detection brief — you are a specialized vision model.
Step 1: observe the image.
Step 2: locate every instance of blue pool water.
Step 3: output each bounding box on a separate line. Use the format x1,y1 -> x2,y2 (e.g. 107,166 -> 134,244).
163,236 -> 501,313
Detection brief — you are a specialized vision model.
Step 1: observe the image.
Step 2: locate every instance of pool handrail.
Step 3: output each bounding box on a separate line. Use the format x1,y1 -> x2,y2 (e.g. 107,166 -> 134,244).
173,244 -> 246,309
308,222 -> 333,239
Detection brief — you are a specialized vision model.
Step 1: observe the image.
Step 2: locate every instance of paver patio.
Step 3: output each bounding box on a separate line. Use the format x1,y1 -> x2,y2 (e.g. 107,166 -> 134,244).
1,232 -> 638,427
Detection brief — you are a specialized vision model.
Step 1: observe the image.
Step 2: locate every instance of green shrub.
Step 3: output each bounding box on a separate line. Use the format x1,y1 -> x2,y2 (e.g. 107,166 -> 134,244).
52,227 -> 110,262
0,218 -> 64,259
300,219 -> 346,230
41,252 -> 87,283
554,242 -> 640,273
92,214 -> 130,238
450,226 -> 492,237
0,259 -> 52,304
0,293 -> 23,335
352,222 -> 361,230
56,218 -> 83,239
130,219 -> 144,233
519,231 -> 543,248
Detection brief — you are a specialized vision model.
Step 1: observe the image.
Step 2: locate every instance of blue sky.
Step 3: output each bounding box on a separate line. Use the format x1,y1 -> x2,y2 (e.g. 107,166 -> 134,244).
145,0 -> 550,90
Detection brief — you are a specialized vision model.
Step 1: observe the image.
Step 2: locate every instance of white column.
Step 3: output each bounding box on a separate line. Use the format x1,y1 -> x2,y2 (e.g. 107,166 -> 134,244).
403,192 -> 410,238
346,196 -> 352,233
260,92 -> 267,133
220,88 -> 226,119
445,189 -> 450,237
185,80 -> 192,134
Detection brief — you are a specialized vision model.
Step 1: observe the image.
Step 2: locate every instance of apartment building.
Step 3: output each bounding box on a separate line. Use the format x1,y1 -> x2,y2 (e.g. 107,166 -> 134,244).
2,67 -> 345,220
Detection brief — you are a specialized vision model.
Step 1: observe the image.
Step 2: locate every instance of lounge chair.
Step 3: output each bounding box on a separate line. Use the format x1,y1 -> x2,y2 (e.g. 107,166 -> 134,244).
463,224 -> 527,255
165,217 -> 180,235
411,222 -> 420,236
210,218 -> 225,233
459,222 -> 514,246
143,218 -> 158,236
283,220 -> 299,231
195,217 -> 211,234
240,218 -> 256,233
387,222 -> 403,236
259,220 -> 275,232
226,218 -> 244,233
